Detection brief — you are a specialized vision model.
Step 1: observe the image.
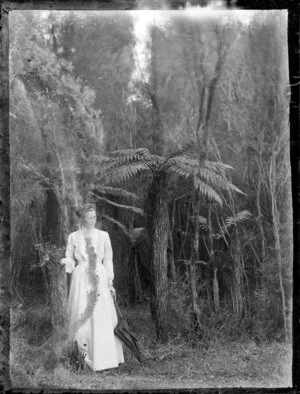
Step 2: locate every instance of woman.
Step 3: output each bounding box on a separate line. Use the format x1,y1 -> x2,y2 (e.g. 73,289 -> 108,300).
60,203 -> 124,371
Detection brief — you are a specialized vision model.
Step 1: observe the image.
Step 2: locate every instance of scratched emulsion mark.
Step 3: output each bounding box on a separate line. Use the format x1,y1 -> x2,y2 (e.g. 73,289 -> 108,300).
0,3 -> 11,391
69,238 -> 100,336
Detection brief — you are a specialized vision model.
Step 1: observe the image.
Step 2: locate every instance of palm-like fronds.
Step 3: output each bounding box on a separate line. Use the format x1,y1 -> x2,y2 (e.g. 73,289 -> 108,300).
108,148 -> 150,163
193,178 -> 224,206
98,162 -> 151,185
162,140 -> 196,164
91,149 -> 163,181
91,193 -> 144,216
89,185 -> 140,201
11,160 -> 49,213
165,155 -> 245,203
194,210 -> 252,240
89,148 -> 243,209
11,183 -> 46,212
224,210 -> 252,229
101,214 -> 130,237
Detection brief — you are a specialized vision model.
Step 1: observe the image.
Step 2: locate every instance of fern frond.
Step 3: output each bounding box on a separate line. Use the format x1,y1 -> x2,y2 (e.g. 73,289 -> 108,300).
11,182 -> 46,212
204,161 -> 234,172
163,141 -> 196,164
109,148 -> 150,161
190,215 -> 219,234
198,167 -> 245,195
224,210 -> 252,228
98,162 -> 151,184
90,155 -> 115,166
166,156 -> 244,195
101,214 -> 129,237
91,194 -> 144,216
17,160 -> 49,184
89,185 -> 140,201
194,178 -> 223,206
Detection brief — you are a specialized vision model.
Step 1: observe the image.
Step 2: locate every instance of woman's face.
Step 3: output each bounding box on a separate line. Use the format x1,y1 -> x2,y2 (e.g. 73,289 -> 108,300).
82,210 -> 97,229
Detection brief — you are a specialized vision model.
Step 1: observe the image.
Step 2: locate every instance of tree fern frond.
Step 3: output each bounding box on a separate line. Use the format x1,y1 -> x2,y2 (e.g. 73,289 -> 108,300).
194,178 -> 223,206
166,157 -> 245,195
198,167 -> 245,195
91,193 -> 144,216
224,210 -> 252,228
17,160 -> 49,184
190,215 -> 219,233
109,148 -> 150,160
11,182 -> 46,212
204,161 -> 234,172
214,211 -> 252,240
165,155 -> 198,173
89,185 -> 140,201
98,162 -> 151,184
163,141 -> 196,164
90,155 -> 115,166
101,214 -> 129,237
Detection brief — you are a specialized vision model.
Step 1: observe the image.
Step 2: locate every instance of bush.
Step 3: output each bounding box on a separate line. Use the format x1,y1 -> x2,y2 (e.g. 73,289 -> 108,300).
249,286 -> 283,342
167,280 -> 193,339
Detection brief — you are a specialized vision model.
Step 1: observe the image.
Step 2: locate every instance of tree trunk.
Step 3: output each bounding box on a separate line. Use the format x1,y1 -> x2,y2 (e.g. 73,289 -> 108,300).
189,194 -> 202,333
256,135 -> 266,272
269,155 -> 288,342
134,248 -> 143,302
148,173 -> 169,342
128,246 -> 143,305
212,267 -> 220,313
168,223 -> 177,283
208,204 -> 219,312
230,229 -> 243,320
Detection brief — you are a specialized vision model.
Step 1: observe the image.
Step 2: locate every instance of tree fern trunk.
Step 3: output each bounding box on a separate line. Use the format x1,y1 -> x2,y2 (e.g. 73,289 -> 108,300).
148,173 -> 169,342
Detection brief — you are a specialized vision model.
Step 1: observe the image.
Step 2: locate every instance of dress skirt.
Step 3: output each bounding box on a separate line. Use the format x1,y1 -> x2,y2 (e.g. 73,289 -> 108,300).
67,259 -> 124,371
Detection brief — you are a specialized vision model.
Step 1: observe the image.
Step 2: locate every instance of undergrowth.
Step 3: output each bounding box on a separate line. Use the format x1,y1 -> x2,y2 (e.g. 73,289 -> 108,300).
10,295 -> 292,390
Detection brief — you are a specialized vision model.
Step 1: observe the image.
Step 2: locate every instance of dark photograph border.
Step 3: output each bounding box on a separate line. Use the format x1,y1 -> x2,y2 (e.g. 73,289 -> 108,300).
0,0 -> 299,393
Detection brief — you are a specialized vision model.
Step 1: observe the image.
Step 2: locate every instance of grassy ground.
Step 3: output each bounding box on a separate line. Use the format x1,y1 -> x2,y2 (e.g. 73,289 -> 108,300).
10,302 -> 292,390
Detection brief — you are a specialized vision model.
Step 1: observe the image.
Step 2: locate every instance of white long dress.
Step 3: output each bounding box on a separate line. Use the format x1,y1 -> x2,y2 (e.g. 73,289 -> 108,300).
62,228 -> 124,371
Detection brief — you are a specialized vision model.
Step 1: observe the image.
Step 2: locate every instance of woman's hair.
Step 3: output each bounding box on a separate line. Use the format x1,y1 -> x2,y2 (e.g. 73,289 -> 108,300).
78,203 -> 97,220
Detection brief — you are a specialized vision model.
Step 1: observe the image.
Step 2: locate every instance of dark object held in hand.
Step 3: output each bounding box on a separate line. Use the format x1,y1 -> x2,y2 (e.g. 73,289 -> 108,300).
114,300 -> 142,365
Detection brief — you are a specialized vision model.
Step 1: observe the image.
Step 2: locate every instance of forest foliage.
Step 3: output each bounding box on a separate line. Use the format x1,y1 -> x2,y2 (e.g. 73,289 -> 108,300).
9,9 -> 292,346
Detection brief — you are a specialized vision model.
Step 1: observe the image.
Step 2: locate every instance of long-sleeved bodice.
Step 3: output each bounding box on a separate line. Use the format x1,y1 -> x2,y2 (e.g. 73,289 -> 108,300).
62,228 -> 114,286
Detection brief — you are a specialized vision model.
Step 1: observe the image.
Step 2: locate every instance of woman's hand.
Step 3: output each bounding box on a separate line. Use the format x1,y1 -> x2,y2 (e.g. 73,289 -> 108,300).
60,258 -> 66,266
110,286 -> 116,299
